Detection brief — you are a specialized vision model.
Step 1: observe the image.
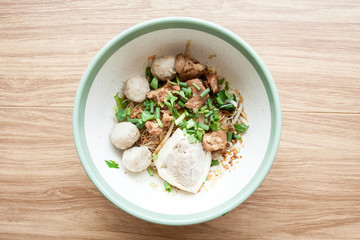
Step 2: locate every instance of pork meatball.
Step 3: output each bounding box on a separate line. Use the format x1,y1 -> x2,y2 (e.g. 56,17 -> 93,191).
151,55 -> 176,81
110,122 -> 140,150
122,146 -> 152,172
124,76 -> 150,102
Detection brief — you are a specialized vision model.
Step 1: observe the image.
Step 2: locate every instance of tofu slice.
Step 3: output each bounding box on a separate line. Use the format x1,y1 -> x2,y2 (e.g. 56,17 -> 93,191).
155,128 -> 211,193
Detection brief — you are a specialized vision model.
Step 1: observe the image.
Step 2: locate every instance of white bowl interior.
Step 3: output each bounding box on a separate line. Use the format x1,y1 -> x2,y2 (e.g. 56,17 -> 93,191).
84,29 -> 271,215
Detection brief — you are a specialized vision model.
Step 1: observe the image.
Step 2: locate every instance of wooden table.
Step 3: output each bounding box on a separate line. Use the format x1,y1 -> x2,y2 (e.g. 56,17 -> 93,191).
1,1 -> 359,239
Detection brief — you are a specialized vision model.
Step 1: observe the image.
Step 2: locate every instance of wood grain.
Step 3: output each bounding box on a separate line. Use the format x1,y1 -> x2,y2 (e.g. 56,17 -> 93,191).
0,0 -> 359,239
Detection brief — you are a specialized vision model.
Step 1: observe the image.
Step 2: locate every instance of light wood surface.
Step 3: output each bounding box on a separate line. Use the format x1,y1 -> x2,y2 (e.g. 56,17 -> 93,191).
1,0 -> 359,239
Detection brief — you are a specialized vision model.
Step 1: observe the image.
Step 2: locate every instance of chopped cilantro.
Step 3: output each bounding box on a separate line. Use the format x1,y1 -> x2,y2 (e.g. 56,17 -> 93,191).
105,160 -> 119,169
234,124 -> 248,133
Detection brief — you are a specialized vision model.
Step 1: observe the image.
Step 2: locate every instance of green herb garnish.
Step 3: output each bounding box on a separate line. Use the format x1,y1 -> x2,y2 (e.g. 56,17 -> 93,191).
155,107 -> 160,119
178,100 -> 186,108
150,101 -> 154,113
200,88 -> 210,98
234,134 -> 241,140
147,167 -> 154,176
105,160 -> 119,169
198,122 -> 209,131
211,160 -> 220,166
145,66 -> 152,79
175,113 -> 186,125
136,119 -> 145,129
218,78 -> 225,85
193,83 -> 200,91
164,182 -> 171,192
141,111 -> 156,122
156,118 -> 163,128
179,82 -> 188,87
152,154 -> 158,160
234,124 -> 248,133
150,77 -> 158,90
227,131 -> 233,142
209,122 -> 220,131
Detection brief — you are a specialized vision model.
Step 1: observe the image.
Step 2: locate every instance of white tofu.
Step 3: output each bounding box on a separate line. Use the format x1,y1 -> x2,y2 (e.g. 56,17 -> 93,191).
155,128 -> 211,193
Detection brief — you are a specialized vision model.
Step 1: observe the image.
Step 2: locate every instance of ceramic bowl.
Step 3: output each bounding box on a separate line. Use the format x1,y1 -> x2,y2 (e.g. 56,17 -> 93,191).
73,17 -> 281,225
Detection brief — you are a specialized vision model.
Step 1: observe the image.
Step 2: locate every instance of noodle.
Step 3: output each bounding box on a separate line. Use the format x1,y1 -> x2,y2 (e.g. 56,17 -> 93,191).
153,122 -> 174,154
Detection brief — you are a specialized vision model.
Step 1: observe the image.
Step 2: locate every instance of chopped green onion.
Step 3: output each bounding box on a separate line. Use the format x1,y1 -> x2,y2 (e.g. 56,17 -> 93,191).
169,81 -> 178,85
147,167 -> 154,176
155,107 -> 160,119
150,77 -> 158,90
186,119 -> 196,129
176,75 -> 180,84
171,108 -> 180,118
220,126 -> 225,130
209,114 -> 214,122
193,83 -> 200,91
141,111 -> 156,122
213,113 -> 220,121
211,160 -> 220,166
227,131 -> 233,142
204,111 -> 213,118
185,87 -> 192,98
175,113 -> 186,125
195,129 -> 204,141
173,91 -> 188,100
199,109 -> 210,114
234,124 -> 248,133
152,154 -> 158,160
166,92 -> 178,106
125,108 -> 131,116
187,129 -> 195,133
150,101 -> 154,114
200,105 -> 208,111
178,100 -> 186,108
210,122 -> 220,131
200,88 -> 210,98
187,133 -> 199,143
164,182 -> 171,192
184,110 -> 189,116
156,118 -> 163,128
179,82 -> 188,87
198,122 -> 209,131
164,101 -> 172,109
234,134 -> 241,140
225,81 -> 229,90
178,120 -> 187,129
207,98 -> 213,109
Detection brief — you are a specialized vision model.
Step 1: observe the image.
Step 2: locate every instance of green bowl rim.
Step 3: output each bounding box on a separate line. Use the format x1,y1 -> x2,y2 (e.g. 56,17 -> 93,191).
73,17 -> 281,225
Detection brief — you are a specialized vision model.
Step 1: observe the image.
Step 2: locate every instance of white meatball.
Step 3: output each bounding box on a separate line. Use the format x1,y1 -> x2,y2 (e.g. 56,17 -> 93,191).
122,146 -> 152,172
124,76 -> 150,102
110,122 -> 140,150
151,55 -> 176,81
